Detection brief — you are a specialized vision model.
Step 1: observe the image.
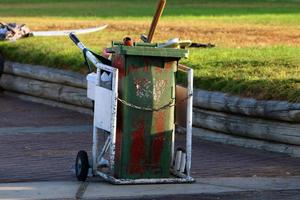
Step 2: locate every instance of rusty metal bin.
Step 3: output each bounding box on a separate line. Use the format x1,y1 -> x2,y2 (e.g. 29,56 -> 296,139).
108,43 -> 188,179
71,32 -> 194,184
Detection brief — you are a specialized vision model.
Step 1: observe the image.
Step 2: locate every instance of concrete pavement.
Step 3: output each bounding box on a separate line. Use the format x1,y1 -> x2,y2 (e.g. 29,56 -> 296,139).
1,177 -> 300,200
1,93 -> 300,199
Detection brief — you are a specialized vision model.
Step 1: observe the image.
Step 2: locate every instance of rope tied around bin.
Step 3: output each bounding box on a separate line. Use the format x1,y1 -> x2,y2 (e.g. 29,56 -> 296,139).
117,93 -> 193,112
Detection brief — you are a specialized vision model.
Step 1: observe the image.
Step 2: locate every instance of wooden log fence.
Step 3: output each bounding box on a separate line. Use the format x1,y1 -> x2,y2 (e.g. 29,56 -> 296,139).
3,61 -> 86,89
194,89 -> 300,122
0,61 -> 299,155
0,74 -> 92,108
193,108 -> 300,145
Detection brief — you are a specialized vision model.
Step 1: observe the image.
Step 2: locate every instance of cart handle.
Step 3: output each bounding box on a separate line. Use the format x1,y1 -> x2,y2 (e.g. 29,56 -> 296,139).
69,32 -> 86,51
69,32 -> 80,45
69,33 -> 112,72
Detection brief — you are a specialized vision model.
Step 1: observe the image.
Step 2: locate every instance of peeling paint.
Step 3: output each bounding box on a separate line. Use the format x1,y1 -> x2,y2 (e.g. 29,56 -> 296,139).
165,61 -> 174,71
109,47 -> 185,179
153,79 -> 167,102
151,132 -> 165,167
134,78 -> 152,99
129,121 -> 145,174
112,54 -> 125,77
155,111 -> 165,133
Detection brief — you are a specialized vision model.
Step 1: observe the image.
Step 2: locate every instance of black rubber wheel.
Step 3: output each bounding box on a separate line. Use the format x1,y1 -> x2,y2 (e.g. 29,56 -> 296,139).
75,150 -> 89,181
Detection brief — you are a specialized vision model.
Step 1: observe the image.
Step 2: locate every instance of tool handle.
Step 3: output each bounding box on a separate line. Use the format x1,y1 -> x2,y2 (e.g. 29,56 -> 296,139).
69,33 -> 86,51
69,33 -> 80,45
69,32 -> 112,72
147,0 -> 166,43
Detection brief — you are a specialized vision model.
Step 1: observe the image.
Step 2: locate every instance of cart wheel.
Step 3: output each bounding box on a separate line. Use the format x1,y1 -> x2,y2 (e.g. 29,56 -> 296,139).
75,150 -> 89,181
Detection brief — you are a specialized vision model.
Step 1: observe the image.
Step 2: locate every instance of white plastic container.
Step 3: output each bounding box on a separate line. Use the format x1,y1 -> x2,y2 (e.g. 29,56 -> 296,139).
86,72 -> 97,100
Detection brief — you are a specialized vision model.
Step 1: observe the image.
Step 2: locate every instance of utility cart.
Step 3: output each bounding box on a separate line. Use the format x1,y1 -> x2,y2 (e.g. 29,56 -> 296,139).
70,33 -> 194,184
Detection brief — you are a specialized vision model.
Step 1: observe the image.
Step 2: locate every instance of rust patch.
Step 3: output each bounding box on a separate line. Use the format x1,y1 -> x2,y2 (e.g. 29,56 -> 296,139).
151,132 -> 165,167
155,66 -> 163,73
155,111 -> 165,133
129,121 -> 145,174
112,54 -> 125,77
143,58 -> 151,72
151,111 -> 165,167
164,61 -> 174,71
143,66 -> 149,72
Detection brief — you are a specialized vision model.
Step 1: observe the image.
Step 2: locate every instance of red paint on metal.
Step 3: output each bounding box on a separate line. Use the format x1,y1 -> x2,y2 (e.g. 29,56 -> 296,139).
151,132 -> 164,166
155,66 -> 163,73
144,66 -> 149,72
143,58 -> 150,72
155,111 -> 165,133
150,111 -> 165,167
165,61 -> 173,71
129,121 -> 146,174
144,57 -> 150,66
112,54 -> 125,77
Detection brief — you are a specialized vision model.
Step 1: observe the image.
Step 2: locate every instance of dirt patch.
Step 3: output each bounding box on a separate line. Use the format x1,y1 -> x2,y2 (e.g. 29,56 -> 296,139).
1,17 -> 299,47
108,21 -> 300,47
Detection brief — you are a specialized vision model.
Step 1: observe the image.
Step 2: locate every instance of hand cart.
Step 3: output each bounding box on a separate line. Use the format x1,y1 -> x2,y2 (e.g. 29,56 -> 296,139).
69,33 -> 194,184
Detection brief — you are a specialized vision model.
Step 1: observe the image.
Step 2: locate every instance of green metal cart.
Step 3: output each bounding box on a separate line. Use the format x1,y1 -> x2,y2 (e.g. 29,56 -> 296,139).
70,33 -> 194,184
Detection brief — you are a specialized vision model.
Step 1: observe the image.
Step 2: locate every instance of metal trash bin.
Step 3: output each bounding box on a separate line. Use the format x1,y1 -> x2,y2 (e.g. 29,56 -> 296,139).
108,42 -> 188,179
70,33 -> 194,184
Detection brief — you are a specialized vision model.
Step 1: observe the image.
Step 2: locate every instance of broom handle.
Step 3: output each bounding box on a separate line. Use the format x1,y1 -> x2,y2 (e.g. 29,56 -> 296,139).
147,0 -> 166,43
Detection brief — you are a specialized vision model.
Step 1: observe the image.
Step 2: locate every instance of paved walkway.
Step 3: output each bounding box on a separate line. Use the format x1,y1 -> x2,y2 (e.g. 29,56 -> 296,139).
1,177 -> 300,200
1,93 -> 300,199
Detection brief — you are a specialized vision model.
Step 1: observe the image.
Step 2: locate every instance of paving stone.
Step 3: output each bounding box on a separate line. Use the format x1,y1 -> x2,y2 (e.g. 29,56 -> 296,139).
1,94 -> 300,183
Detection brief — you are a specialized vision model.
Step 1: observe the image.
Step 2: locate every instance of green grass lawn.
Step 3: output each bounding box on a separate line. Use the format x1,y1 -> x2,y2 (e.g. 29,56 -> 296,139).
0,0 -> 299,102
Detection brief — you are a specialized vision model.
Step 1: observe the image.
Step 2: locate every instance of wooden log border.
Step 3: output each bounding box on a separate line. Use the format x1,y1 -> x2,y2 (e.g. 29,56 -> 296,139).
193,108 -> 300,146
3,61 -> 87,89
0,61 -> 92,109
194,89 -> 300,122
0,61 -> 299,153
177,127 -> 300,158
0,74 -> 92,108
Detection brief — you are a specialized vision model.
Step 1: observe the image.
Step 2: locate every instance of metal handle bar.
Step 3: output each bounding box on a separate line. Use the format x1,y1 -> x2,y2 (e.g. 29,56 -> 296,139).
69,33 -> 113,72
69,33 -> 86,51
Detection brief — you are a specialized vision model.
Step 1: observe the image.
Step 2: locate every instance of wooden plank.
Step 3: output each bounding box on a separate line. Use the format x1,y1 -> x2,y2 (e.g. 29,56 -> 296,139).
4,62 -> 86,89
194,89 -> 300,122
0,74 -> 92,108
193,108 -> 300,145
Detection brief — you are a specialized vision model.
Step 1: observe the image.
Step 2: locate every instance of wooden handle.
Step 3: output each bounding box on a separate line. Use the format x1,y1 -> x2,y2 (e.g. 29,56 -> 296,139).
147,0 -> 166,43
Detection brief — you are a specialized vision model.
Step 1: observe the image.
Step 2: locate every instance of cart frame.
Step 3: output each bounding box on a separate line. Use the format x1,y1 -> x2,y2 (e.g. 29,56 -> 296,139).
70,33 -> 194,184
